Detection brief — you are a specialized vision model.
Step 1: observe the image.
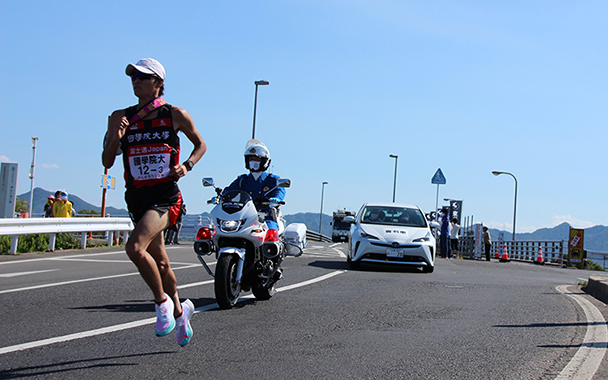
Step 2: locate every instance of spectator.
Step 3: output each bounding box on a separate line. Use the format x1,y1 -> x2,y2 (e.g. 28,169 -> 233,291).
165,203 -> 186,245
52,192 -> 73,217
450,218 -> 460,258
440,208 -> 451,259
43,195 -> 56,218
483,226 -> 492,261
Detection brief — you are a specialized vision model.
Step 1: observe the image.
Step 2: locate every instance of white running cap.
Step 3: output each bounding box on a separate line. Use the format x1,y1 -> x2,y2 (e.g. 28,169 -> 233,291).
125,58 -> 165,80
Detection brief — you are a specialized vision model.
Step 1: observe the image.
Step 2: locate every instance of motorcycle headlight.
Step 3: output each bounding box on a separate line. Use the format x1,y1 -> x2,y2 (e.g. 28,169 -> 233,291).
217,219 -> 244,233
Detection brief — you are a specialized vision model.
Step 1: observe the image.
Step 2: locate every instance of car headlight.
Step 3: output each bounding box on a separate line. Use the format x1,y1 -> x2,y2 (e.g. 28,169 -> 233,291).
217,219 -> 244,233
359,231 -> 379,240
412,232 -> 431,243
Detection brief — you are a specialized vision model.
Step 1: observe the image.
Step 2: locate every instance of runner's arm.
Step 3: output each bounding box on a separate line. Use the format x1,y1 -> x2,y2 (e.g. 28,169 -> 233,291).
102,110 -> 128,168
171,106 -> 207,178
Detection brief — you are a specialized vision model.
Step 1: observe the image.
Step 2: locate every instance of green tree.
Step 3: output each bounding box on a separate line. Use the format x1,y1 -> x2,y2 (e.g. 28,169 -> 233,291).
15,199 -> 28,213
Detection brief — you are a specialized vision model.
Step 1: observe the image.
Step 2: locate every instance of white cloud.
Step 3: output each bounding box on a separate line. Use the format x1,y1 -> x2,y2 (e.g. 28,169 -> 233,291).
552,215 -> 596,229
41,163 -> 60,169
0,155 -> 14,162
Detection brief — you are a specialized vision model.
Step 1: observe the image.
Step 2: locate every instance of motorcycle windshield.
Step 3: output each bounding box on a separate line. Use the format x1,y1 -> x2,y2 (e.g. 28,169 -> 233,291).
221,190 -> 252,214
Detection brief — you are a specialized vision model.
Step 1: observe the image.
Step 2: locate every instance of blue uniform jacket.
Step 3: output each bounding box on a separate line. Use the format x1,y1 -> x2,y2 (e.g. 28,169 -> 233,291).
224,172 -> 286,203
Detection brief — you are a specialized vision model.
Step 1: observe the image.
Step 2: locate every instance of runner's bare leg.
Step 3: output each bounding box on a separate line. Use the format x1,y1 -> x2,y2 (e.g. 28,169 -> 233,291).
125,209 -> 183,317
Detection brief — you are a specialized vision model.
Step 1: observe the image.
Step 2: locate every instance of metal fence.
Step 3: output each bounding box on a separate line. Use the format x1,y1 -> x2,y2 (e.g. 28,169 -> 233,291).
456,237 -> 566,265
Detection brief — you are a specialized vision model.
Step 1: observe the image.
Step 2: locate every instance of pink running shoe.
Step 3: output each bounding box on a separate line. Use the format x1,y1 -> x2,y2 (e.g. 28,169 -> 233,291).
176,299 -> 194,346
155,294 -> 175,336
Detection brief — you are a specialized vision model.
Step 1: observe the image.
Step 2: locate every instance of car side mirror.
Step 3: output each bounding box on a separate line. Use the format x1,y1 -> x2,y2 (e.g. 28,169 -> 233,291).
343,216 -> 356,223
429,221 -> 440,229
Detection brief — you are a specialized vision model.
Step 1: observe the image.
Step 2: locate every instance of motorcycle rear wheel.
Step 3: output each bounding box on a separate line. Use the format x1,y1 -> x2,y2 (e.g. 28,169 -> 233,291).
215,254 -> 241,309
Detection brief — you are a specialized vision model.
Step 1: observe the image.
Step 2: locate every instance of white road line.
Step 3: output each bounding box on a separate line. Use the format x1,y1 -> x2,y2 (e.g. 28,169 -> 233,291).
49,258 -> 133,264
0,264 -> 201,295
0,269 -> 60,278
0,250 -> 126,265
0,270 -> 346,355
555,285 -> 608,380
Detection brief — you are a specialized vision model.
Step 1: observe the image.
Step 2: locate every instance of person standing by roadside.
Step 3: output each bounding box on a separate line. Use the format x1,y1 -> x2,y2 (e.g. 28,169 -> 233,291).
44,195 -> 55,218
52,192 -> 73,217
102,58 -> 207,346
450,218 -> 460,258
483,226 -> 492,261
440,208 -> 451,259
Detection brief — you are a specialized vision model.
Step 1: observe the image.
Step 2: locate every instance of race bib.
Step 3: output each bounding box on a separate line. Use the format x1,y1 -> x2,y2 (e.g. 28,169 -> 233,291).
127,144 -> 172,181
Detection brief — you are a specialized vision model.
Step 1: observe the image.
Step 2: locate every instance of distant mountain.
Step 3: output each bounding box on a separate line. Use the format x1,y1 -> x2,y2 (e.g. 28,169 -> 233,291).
14,189 -> 608,251
486,222 -> 606,251
285,212 -> 333,236
17,187 -> 128,216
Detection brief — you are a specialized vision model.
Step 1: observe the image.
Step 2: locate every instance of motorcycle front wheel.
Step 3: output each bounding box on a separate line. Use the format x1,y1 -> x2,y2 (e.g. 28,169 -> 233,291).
215,254 -> 241,309
252,283 -> 275,301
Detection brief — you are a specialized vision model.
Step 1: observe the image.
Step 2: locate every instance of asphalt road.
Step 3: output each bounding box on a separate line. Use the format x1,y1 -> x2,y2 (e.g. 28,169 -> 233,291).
0,242 -> 606,379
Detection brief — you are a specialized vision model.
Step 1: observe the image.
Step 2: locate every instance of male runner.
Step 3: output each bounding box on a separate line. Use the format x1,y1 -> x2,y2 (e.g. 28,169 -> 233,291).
102,58 -> 206,346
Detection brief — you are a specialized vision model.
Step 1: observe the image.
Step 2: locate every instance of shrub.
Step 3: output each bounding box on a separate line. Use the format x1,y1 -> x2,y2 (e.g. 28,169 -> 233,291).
0,233 -> 81,254
585,260 -> 606,272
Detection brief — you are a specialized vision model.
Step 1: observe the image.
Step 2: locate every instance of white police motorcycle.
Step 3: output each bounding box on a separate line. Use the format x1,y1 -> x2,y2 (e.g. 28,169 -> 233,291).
193,178 -> 306,309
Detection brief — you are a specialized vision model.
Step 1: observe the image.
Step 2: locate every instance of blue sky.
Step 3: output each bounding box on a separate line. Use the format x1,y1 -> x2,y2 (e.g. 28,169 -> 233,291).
1,1 -> 606,233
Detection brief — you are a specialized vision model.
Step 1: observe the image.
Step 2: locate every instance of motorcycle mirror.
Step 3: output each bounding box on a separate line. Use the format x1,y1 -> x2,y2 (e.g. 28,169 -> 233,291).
202,178 -> 215,187
277,178 -> 291,188
285,242 -> 303,257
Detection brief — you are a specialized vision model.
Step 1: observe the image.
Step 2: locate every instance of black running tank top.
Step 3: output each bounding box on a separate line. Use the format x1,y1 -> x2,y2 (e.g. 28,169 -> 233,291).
121,104 -> 180,189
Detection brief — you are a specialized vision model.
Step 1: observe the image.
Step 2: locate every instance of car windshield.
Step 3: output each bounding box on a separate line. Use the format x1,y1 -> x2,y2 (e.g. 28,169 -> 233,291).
360,206 -> 427,228
333,221 -> 350,230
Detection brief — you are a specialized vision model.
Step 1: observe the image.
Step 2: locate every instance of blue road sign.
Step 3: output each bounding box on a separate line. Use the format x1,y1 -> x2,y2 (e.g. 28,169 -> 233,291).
431,168 -> 446,185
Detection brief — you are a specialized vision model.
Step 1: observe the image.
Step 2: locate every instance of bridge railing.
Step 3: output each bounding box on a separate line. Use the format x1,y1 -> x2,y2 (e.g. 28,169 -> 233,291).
0,217 -> 134,254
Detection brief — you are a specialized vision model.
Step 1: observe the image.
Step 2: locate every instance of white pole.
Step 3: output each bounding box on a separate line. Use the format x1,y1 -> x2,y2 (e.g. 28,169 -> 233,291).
28,137 -> 38,217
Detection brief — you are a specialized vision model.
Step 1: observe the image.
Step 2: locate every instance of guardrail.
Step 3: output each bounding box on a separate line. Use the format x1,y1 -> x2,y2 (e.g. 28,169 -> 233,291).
0,217 -> 134,254
306,230 -> 332,243
586,250 -> 608,270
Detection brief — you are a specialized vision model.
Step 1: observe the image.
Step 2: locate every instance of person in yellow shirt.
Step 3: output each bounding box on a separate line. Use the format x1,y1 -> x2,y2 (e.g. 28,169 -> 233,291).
52,192 -> 73,217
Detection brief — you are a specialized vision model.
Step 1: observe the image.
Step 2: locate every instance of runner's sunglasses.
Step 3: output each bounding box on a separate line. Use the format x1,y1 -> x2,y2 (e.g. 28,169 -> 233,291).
130,72 -> 158,81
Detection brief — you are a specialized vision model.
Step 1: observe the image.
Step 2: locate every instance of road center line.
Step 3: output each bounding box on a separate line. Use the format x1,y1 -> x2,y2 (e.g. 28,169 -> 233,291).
0,270 -> 346,355
555,285 -> 608,380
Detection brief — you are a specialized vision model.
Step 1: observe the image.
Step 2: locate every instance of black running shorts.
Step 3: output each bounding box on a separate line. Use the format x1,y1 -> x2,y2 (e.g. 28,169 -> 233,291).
125,181 -> 182,226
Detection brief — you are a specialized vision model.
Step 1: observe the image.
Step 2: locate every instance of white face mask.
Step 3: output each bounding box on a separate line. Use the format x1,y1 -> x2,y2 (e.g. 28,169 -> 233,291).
249,161 -> 260,171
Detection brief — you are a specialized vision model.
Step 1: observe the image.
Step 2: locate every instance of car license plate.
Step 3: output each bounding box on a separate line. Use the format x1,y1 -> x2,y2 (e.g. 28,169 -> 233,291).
387,248 -> 403,258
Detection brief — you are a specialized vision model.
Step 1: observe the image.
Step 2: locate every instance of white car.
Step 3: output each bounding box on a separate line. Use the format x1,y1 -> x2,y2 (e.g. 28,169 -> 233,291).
346,203 -> 437,273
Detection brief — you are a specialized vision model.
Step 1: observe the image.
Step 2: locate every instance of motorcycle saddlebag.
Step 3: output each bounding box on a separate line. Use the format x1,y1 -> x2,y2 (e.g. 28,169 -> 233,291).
284,223 -> 307,250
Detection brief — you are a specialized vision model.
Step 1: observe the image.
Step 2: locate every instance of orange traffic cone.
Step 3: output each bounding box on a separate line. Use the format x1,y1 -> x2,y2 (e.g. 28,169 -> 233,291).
499,244 -> 510,262
535,246 -> 544,265
495,245 -> 500,259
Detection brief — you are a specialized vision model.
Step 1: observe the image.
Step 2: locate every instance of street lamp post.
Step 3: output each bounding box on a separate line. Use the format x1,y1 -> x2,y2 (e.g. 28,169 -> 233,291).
252,80 -> 270,139
28,137 -> 38,217
319,181 -> 328,234
492,171 -> 518,241
389,154 -> 398,203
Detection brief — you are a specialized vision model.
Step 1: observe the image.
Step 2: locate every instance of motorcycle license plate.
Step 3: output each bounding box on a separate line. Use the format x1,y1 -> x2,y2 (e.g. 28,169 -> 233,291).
386,248 -> 404,258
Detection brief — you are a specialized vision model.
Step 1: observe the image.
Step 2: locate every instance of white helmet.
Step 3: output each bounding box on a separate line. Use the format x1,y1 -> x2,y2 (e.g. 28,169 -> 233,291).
244,139 -> 271,172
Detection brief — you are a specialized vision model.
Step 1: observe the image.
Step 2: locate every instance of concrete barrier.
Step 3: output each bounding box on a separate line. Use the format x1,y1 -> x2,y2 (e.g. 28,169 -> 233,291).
586,276 -> 608,304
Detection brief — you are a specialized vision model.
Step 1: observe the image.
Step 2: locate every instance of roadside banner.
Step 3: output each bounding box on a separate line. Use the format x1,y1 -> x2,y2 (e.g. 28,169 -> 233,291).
568,227 -> 585,266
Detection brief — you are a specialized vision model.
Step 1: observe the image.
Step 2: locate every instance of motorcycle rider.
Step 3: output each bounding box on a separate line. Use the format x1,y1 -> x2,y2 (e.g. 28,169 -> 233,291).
223,139 -> 285,231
